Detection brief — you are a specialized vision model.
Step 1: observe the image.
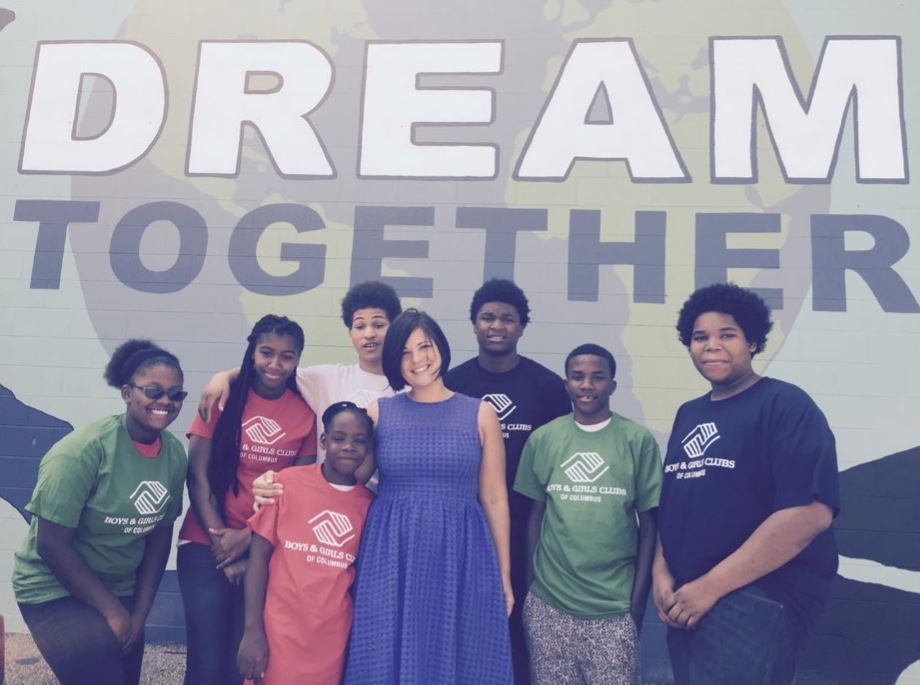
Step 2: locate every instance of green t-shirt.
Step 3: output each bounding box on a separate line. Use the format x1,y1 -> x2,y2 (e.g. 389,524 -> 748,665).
13,415 -> 187,604
513,413 -> 662,617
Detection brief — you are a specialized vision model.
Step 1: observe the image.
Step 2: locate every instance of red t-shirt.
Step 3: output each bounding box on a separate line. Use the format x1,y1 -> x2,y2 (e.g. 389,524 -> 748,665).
178,388 -> 317,544
248,464 -> 373,685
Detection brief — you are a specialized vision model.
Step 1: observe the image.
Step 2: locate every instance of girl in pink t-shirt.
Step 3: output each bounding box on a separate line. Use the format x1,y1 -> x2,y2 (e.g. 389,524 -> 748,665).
177,315 -> 317,685
238,402 -> 374,685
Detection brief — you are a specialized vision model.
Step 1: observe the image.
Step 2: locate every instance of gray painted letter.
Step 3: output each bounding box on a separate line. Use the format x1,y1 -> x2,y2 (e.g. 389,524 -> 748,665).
111,201 -> 206,293
229,204 -> 326,295
568,210 -> 666,303
455,207 -> 547,281
812,214 -> 919,313
695,213 -> 783,309
13,199 -> 100,289
351,206 -> 435,297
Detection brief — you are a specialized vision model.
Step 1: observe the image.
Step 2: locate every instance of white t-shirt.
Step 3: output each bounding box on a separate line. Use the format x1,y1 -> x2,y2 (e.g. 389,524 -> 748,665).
295,363 -> 394,462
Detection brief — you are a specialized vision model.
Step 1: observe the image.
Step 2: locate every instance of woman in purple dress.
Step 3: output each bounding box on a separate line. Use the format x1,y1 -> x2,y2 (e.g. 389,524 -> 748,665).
344,308 -> 513,684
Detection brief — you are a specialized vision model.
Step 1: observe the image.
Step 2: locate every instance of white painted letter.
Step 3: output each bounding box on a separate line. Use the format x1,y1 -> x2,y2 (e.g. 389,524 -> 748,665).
187,41 -> 334,177
359,42 -> 501,178
20,42 -> 165,173
515,40 -> 688,181
713,37 -> 906,182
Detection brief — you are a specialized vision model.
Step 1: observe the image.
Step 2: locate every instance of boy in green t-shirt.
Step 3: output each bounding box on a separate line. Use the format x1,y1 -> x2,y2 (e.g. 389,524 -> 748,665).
513,343 -> 661,685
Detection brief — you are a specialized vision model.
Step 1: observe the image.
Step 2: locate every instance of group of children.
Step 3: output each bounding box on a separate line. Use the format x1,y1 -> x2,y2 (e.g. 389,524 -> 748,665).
179,278 -> 660,685
11,278 -> 839,685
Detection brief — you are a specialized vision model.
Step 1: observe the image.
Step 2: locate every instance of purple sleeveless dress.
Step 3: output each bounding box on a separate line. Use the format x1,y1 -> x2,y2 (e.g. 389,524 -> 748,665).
344,392 -> 513,684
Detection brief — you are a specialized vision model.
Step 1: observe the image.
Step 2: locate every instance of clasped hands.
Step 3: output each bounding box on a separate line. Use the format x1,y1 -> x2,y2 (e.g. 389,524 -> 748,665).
209,526 -> 251,584
652,572 -> 722,630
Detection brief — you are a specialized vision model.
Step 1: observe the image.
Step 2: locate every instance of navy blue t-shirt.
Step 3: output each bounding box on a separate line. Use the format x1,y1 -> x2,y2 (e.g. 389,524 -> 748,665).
445,356 -> 571,526
659,377 -> 840,636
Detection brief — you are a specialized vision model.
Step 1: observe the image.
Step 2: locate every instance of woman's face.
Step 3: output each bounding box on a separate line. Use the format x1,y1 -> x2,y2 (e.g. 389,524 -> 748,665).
122,363 -> 184,441
251,332 -> 301,395
400,327 -> 443,389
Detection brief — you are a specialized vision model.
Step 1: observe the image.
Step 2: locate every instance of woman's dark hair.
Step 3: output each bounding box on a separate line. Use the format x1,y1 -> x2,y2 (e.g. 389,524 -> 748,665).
104,339 -> 182,388
209,315 -> 305,506
469,278 -> 531,327
564,343 -> 617,379
340,281 -> 402,327
381,309 -> 451,392
322,401 -> 374,436
676,283 -> 773,356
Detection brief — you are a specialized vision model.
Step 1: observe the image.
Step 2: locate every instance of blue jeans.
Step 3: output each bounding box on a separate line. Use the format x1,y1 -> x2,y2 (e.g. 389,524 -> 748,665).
666,585 -> 798,685
177,542 -> 245,685
19,595 -> 143,685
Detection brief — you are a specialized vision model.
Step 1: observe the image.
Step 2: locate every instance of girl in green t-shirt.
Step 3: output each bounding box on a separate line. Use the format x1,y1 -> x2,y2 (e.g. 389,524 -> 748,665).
13,339 -> 189,685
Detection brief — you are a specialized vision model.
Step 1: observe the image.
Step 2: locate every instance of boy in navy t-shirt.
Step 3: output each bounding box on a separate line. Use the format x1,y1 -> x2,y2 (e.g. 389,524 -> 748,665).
653,283 -> 839,685
446,279 -> 570,684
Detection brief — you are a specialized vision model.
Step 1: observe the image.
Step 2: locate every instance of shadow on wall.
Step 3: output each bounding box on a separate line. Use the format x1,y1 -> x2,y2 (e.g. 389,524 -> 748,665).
799,446 -> 920,685
1,382 -> 919,680
0,384 -> 71,518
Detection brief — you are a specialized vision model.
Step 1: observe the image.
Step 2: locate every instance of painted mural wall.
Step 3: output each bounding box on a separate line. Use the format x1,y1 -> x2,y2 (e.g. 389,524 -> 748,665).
0,1 -> 918,682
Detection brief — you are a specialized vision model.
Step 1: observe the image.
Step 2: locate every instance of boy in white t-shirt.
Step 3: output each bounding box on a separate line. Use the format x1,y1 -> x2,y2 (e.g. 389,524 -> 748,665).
198,281 -> 402,463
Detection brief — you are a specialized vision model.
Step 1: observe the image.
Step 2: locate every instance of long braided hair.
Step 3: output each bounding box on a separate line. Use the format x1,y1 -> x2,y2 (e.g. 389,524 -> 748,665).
208,315 -> 304,508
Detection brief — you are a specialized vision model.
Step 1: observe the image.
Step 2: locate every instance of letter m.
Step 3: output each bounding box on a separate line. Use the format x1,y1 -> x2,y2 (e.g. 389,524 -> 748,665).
712,37 -> 906,183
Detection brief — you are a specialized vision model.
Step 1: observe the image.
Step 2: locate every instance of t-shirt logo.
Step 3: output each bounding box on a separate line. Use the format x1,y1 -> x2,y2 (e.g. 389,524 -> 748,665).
130,481 -> 170,515
243,416 -> 286,445
348,388 -> 380,408
309,510 -> 355,547
482,393 -> 516,421
562,452 -> 610,483
682,422 -> 720,458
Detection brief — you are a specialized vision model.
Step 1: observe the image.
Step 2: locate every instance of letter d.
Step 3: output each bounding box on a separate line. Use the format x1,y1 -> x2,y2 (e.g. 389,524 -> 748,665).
20,42 -> 166,173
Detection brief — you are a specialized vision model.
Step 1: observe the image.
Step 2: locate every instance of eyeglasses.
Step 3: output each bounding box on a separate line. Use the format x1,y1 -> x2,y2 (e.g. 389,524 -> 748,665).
129,384 -> 188,402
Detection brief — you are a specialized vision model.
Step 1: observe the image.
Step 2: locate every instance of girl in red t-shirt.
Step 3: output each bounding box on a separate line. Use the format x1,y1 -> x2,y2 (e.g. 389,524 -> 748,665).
177,315 -> 317,685
238,402 -> 375,685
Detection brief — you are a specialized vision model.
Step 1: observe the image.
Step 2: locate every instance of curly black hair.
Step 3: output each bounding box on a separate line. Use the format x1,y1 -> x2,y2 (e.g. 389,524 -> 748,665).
468,279 -> 531,327
676,283 -> 773,356
341,281 -> 402,328
104,339 -> 182,388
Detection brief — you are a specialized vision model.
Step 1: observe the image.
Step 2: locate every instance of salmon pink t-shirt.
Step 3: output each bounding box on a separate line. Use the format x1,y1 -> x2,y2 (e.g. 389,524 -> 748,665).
178,388 -> 316,545
248,464 -> 373,685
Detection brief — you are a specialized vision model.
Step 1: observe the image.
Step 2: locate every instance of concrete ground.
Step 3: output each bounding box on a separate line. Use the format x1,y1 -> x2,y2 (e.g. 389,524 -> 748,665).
3,633 -> 669,684
3,633 -> 187,684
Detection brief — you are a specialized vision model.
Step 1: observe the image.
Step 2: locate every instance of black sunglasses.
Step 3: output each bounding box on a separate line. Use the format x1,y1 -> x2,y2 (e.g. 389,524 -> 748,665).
129,384 -> 188,402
